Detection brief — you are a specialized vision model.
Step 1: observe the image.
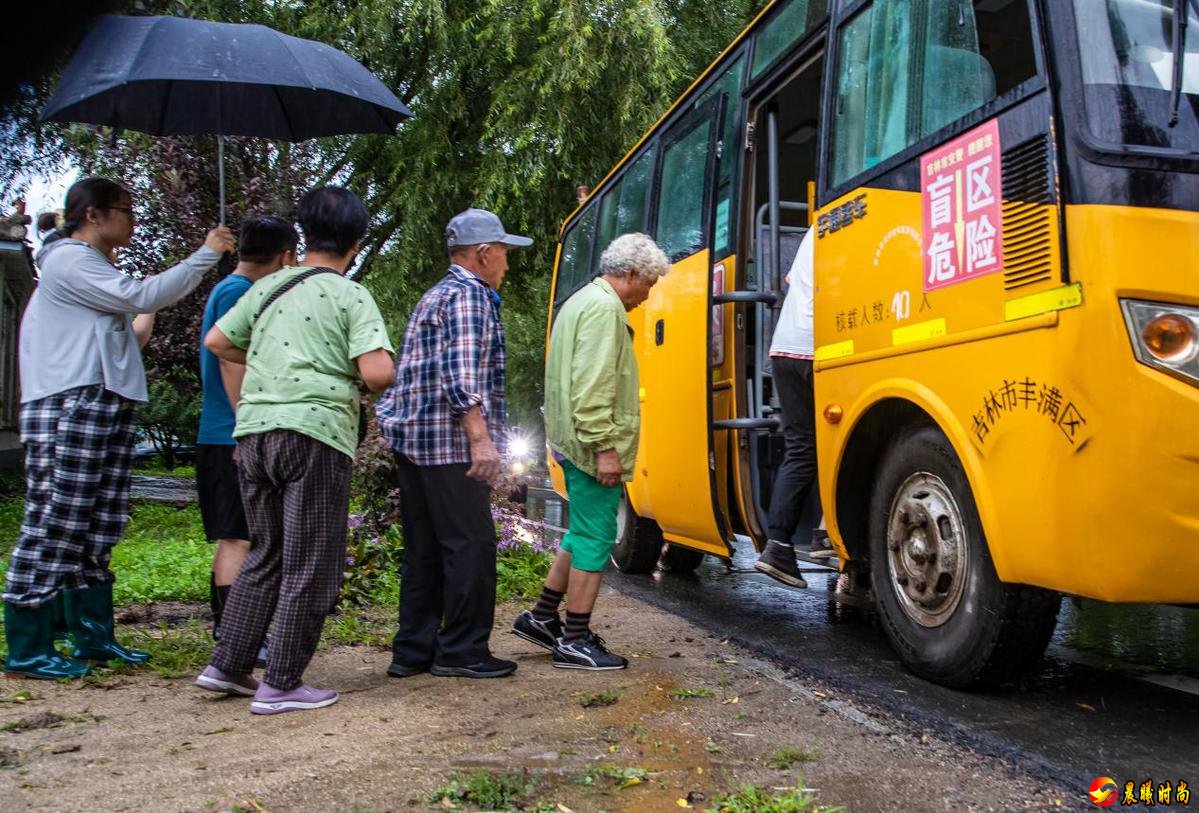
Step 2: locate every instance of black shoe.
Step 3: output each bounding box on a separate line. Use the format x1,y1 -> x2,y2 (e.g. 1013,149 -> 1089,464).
754,540 -> 808,588
511,610 -> 562,652
387,660 -> 429,678
430,656 -> 517,679
254,632 -> 271,669
552,632 -> 628,671
809,530 -> 836,560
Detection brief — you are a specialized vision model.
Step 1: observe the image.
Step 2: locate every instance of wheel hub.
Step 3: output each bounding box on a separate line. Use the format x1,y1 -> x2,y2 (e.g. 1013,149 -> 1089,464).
885,472 -> 969,628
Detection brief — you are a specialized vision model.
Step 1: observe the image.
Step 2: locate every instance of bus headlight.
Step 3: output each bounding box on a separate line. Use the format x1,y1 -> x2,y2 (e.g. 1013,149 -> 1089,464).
1122,299 -> 1199,383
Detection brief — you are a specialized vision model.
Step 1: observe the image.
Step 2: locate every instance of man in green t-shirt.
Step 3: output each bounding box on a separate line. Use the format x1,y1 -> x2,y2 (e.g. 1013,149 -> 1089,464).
194,187 -> 395,715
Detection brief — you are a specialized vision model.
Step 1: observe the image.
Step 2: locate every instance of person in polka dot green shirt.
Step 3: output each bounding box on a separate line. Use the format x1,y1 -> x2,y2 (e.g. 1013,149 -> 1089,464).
199,187 -> 396,713
215,262 -> 393,458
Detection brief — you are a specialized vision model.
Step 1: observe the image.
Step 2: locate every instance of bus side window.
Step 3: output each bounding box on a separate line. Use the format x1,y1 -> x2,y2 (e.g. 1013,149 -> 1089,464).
655,116 -> 715,261
830,0 -> 1038,188
697,55 -> 745,257
594,145 -> 656,271
557,206 -> 597,306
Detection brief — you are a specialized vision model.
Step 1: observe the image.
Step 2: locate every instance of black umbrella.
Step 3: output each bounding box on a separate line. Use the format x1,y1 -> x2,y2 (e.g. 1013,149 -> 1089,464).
42,14 -> 413,221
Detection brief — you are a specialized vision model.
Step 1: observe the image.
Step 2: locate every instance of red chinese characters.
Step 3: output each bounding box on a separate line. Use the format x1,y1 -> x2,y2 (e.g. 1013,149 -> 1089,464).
921,119 -> 1004,292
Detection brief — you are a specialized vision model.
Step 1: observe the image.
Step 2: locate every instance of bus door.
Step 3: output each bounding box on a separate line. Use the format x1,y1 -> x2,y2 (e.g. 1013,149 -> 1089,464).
725,48 -> 827,551
628,94 -> 733,557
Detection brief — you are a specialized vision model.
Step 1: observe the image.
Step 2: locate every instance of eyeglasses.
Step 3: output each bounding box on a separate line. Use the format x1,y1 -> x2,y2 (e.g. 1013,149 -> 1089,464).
99,206 -> 136,221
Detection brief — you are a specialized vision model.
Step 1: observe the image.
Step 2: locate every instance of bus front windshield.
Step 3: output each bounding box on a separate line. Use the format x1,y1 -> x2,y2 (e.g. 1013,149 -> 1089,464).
1073,0 -> 1199,153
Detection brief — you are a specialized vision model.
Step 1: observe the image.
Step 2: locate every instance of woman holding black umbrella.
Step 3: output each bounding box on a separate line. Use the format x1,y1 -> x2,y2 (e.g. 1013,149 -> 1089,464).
3,176 -> 233,680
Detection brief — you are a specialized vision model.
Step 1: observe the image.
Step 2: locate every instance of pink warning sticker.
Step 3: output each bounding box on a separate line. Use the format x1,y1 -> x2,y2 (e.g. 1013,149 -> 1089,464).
921,119 -> 1003,292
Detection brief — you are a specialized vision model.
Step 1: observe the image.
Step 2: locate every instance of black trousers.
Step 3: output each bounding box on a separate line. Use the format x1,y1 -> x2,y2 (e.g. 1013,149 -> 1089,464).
766,356 -> 819,543
392,455 -> 497,668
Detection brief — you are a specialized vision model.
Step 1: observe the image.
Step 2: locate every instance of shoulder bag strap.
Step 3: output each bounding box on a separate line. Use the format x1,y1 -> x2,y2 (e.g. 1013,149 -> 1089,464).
253,266 -> 339,321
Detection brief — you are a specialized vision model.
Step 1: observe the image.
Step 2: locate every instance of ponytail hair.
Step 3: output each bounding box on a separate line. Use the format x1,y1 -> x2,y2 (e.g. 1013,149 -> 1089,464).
61,177 -> 131,238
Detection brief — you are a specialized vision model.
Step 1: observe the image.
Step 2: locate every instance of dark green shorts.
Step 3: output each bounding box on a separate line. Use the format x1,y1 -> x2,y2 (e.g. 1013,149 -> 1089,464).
560,458 -> 622,572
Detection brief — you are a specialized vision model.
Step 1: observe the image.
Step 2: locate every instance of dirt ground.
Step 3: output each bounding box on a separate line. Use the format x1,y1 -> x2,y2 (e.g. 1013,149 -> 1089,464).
1,588 -> 1077,812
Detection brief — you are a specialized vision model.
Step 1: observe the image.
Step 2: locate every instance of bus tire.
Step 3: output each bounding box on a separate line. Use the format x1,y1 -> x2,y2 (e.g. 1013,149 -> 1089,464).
610,491 -> 664,574
657,544 -> 705,574
868,425 -> 1061,690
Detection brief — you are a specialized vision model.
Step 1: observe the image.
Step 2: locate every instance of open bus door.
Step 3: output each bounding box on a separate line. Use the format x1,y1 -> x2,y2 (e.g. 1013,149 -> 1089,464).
612,94 -> 737,571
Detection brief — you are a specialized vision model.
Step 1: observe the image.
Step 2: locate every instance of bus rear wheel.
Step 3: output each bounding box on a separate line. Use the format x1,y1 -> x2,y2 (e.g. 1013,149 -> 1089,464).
868,425 -> 1061,690
657,544 -> 705,574
610,491 -> 665,574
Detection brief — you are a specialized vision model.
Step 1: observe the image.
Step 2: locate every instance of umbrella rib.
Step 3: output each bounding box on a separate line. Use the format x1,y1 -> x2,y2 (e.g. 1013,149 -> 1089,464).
155,78 -> 172,137
273,84 -> 298,142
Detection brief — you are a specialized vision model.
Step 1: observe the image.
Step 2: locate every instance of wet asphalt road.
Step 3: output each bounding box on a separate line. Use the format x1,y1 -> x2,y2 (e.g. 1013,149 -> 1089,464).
608,542 -> 1199,789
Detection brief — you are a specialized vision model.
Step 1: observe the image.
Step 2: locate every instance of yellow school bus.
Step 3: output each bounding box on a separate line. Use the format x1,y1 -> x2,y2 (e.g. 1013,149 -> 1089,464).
545,0 -> 1199,688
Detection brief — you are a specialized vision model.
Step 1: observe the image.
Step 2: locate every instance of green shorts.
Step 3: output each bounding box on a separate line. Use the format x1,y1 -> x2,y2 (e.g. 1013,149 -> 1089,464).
560,458 -> 622,573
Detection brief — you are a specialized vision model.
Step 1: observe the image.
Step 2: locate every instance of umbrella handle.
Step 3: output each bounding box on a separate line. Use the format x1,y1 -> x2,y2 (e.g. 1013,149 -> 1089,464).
218,134 -> 226,225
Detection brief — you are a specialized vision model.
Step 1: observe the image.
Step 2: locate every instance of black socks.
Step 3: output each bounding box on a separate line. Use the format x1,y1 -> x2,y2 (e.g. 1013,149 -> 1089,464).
563,611 -> 591,642
531,586 -> 564,621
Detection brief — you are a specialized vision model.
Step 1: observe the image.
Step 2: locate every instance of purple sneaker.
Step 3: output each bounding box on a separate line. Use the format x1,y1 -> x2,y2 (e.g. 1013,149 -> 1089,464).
195,665 -> 259,697
250,683 -> 339,715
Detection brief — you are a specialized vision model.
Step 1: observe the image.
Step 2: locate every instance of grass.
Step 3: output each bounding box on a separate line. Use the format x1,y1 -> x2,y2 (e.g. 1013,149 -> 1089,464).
321,606 -> 394,648
110,503 -> 212,604
670,686 -> 712,699
579,766 -> 656,790
708,779 -> 838,813
0,492 -> 554,659
427,770 -> 539,811
0,499 -> 212,605
580,689 -> 619,708
133,463 -> 197,479
767,744 -> 820,770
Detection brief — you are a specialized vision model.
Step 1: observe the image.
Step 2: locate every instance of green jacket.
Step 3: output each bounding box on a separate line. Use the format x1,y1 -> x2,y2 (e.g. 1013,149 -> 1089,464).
544,277 -> 639,481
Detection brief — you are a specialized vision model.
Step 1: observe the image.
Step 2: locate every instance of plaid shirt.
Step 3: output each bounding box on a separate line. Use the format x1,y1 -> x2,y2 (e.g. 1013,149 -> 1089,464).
378,265 -> 507,466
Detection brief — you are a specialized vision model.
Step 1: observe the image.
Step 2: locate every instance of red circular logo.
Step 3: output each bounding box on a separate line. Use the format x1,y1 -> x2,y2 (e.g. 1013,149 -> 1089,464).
1089,777 -> 1118,807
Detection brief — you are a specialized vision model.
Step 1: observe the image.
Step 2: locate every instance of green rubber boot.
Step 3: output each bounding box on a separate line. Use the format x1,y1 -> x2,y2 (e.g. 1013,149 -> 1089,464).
3,600 -> 92,680
63,584 -> 150,665
49,592 -> 70,644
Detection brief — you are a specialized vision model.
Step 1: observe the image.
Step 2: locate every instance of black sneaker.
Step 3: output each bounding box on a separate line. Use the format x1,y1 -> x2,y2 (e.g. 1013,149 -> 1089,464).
430,656 -> 517,679
386,660 -> 429,678
809,530 -> 836,560
553,632 -> 628,671
754,540 -> 808,588
511,610 -> 562,652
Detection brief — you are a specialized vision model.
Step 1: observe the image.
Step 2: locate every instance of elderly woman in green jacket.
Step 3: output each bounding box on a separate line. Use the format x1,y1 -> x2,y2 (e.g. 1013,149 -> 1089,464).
511,232 -> 669,671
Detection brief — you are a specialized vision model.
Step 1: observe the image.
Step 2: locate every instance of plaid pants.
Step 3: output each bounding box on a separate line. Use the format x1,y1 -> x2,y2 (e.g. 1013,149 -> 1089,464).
4,385 -> 138,608
211,430 -> 352,690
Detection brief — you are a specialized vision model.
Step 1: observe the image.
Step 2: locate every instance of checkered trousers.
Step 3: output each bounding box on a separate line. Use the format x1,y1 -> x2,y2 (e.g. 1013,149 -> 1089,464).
210,430 -> 352,690
4,385 -> 138,608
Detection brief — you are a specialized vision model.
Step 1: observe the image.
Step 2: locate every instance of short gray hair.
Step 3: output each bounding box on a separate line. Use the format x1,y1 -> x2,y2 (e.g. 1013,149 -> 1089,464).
598,233 -> 669,282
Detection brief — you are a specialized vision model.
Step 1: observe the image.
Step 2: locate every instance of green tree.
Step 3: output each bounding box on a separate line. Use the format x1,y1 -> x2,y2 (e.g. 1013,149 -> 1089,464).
3,0 -> 768,427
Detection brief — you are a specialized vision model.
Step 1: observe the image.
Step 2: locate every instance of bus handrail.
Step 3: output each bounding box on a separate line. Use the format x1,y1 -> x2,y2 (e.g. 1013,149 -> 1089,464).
713,291 -> 782,305
713,418 -> 780,431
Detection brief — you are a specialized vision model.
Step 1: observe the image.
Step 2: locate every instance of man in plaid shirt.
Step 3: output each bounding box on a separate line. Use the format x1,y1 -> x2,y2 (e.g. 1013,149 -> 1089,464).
377,208 -> 531,680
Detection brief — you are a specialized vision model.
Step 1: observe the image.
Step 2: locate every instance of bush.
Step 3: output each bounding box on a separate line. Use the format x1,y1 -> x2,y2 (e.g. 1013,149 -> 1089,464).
137,367 -> 201,470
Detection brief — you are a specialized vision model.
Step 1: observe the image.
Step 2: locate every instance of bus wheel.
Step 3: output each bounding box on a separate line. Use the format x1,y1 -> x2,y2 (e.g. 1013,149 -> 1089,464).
610,491 -> 664,574
868,425 -> 1061,690
657,544 -> 705,574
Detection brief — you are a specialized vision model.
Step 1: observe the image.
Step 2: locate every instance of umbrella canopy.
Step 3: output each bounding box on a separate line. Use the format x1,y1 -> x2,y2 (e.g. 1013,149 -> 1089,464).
41,14 -> 412,141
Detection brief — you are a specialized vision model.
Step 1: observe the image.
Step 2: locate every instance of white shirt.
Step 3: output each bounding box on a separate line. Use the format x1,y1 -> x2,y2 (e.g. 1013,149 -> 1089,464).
769,227 -> 814,359
20,239 -> 219,403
